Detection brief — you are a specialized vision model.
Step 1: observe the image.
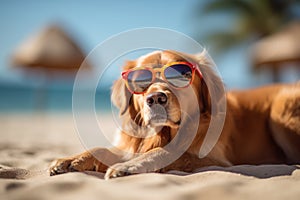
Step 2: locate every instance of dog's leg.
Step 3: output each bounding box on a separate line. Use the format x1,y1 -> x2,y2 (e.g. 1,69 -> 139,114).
49,148 -> 123,176
104,147 -> 169,179
104,148 -> 226,179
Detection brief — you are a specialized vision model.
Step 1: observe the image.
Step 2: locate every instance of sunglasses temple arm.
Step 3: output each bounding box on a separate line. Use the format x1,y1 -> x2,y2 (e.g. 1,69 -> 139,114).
195,66 -> 203,78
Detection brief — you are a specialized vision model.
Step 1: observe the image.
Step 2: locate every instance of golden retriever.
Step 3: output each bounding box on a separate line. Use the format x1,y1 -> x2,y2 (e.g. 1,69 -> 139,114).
49,50 -> 300,179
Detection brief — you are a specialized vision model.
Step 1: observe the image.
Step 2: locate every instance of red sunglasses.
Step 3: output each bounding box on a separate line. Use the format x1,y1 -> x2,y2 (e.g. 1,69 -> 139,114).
121,61 -> 202,94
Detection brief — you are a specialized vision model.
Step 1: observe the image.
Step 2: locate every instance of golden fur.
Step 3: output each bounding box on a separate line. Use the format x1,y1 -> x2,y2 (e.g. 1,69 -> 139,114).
50,50 -> 300,179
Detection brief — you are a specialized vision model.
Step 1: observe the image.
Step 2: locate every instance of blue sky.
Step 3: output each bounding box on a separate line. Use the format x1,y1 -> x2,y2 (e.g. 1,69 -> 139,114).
1,0 -> 297,90
0,0 -> 202,83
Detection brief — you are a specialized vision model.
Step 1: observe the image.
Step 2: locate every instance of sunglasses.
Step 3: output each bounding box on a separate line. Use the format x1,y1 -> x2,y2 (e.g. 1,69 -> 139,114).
121,61 -> 202,94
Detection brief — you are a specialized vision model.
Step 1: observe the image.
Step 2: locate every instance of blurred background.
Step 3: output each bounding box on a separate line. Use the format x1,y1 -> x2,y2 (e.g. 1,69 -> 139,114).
0,0 -> 300,113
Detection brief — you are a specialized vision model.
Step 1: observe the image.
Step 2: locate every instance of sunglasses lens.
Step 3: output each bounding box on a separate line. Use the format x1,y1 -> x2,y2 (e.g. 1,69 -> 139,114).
127,69 -> 153,93
164,64 -> 193,88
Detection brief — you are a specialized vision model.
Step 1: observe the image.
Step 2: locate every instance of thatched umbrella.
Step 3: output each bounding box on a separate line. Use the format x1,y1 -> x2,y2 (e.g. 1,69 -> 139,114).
11,24 -> 90,73
10,24 -> 91,109
252,21 -> 300,82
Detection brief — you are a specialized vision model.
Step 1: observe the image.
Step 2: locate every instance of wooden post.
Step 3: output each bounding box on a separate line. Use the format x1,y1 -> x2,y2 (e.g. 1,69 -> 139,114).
271,64 -> 280,82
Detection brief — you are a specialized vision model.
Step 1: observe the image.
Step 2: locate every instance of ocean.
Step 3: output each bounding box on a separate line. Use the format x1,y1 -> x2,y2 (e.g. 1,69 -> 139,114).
0,84 -> 112,112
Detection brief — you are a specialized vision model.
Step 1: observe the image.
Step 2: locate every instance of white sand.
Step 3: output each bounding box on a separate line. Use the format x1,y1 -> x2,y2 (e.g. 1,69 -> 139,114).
0,112 -> 300,200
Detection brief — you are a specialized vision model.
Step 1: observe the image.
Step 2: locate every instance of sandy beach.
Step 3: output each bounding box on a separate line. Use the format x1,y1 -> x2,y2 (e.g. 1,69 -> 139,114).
0,112 -> 300,200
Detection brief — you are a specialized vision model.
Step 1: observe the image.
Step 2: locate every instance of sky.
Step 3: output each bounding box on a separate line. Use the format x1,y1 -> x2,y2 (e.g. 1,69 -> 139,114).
0,0 -> 200,84
0,0 -> 298,90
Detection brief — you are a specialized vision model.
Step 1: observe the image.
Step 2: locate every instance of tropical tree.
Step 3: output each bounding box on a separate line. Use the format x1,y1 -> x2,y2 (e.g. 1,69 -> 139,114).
199,0 -> 300,53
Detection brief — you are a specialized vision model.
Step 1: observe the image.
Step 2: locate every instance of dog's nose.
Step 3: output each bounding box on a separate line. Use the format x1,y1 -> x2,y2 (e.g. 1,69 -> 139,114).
146,92 -> 168,107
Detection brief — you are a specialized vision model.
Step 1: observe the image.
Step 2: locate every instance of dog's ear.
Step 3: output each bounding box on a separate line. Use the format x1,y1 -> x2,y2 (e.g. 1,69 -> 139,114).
111,60 -> 136,116
194,50 -> 225,115
167,49 -> 223,114
111,78 -> 131,115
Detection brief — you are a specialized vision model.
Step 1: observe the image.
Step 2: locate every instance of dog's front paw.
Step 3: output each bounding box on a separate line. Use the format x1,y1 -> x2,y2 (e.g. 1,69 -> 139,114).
49,158 -> 75,176
49,155 -> 95,176
104,163 -> 139,180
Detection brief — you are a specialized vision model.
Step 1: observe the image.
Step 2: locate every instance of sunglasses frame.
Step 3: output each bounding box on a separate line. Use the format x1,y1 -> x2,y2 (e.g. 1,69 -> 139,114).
121,61 -> 202,94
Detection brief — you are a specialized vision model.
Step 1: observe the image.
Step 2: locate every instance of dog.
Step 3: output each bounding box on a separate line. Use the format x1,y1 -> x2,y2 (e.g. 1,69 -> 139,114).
49,50 -> 300,179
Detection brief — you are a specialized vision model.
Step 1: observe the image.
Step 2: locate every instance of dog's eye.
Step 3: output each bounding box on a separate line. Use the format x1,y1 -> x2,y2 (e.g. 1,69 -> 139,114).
164,64 -> 193,88
127,69 -> 153,93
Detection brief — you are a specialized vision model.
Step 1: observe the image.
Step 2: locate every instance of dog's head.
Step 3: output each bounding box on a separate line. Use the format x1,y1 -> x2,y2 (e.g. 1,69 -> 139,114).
111,50 -> 222,136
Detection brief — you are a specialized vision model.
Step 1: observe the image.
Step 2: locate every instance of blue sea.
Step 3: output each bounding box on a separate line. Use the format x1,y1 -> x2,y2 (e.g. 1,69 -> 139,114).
0,84 -> 112,112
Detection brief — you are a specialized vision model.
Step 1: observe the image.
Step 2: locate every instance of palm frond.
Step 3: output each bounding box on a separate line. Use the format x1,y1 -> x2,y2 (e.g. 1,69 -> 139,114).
197,0 -> 300,55
202,31 -> 246,54
202,0 -> 255,16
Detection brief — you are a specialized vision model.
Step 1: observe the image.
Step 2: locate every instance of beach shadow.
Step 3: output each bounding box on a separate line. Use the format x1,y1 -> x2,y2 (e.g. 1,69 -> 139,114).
178,164 -> 300,179
70,164 -> 300,179
80,164 -> 300,179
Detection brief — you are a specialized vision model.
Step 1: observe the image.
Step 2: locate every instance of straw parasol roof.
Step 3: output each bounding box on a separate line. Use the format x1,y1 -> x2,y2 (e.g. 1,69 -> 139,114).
11,24 -> 91,73
252,21 -> 300,69
10,25 -> 92,110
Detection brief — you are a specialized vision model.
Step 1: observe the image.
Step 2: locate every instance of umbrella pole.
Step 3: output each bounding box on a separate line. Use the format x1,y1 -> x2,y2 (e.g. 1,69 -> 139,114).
34,71 -> 48,111
271,64 -> 280,82
35,83 -> 47,111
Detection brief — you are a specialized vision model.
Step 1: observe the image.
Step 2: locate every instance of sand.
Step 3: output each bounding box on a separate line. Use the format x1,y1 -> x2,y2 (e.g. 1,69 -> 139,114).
0,112 -> 300,200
